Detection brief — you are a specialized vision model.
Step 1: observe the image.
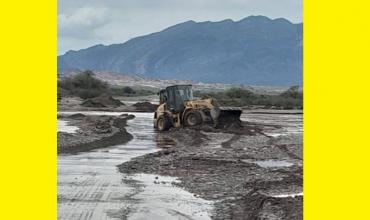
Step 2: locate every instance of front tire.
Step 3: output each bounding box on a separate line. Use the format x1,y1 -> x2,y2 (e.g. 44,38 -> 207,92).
157,115 -> 172,131
184,110 -> 202,126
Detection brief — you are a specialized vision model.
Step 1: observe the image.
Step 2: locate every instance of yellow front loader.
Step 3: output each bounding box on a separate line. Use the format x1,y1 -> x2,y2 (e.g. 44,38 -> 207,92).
154,85 -> 242,131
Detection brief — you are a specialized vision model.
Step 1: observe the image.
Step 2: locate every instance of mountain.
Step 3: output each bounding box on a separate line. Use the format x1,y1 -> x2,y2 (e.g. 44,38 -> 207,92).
58,16 -> 302,86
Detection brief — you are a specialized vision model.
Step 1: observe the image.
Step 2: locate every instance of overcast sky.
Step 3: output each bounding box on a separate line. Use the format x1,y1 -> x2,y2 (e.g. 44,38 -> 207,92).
58,0 -> 302,55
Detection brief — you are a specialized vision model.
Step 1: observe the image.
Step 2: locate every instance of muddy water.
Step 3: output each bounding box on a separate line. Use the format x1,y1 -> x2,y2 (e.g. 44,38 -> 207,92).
58,112 -> 212,220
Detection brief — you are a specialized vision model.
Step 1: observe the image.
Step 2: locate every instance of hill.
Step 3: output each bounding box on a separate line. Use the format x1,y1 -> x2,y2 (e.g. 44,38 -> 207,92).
58,16 -> 302,86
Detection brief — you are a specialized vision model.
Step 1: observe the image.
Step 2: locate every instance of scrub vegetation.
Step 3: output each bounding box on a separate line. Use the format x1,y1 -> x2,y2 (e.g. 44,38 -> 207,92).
58,70 -> 155,100
194,86 -> 303,109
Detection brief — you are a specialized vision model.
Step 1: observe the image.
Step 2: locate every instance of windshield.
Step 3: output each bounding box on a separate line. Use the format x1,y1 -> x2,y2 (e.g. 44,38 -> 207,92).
175,86 -> 193,101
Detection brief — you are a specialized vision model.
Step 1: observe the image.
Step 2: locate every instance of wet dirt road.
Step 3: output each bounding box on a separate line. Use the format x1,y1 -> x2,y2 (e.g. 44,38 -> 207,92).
58,112 -> 213,220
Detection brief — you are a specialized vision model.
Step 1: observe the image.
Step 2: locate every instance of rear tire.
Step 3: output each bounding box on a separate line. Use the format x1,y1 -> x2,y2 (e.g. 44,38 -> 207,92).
157,115 -> 172,131
184,110 -> 202,126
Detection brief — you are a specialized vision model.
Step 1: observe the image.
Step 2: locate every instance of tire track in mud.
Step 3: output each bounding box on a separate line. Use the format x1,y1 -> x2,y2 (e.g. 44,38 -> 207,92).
265,136 -> 302,160
58,174 -> 122,220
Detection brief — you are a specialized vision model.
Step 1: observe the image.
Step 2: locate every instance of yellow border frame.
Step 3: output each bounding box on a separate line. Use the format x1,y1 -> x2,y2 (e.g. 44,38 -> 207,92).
304,1 -> 370,219
1,0 -> 369,219
0,1 -> 56,219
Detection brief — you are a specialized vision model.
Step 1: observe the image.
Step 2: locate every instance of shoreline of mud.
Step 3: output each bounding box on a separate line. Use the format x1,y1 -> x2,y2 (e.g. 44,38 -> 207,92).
58,113 -> 135,154
118,116 -> 303,219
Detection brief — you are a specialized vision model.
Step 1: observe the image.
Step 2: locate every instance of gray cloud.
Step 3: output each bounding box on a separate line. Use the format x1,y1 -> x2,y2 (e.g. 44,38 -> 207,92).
58,0 -> 302,54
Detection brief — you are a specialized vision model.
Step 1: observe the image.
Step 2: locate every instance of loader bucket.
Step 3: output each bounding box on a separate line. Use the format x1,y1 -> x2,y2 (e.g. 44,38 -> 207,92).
211,107 -> 242,128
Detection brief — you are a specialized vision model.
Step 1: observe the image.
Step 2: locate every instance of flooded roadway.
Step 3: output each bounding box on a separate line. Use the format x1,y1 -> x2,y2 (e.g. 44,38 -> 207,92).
58,112 -> 213,220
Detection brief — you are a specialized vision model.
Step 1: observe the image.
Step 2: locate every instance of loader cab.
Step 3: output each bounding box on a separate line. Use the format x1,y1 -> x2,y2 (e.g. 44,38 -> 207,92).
163,85 -> 193,113
159,89 -> 167,104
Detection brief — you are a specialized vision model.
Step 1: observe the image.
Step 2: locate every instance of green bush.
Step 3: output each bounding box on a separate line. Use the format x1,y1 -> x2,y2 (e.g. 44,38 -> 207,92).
109,86 -> 155,97
226,88 -> 255,99
281,86 -> 302,99
58,70 -> 108,99
122,86 -> 135,94
58,71 -> 157,99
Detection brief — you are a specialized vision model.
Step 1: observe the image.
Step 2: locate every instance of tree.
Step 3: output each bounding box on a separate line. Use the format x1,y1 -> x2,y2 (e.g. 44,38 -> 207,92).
281,86 -> 302,99
57,70 -> 108,99
122,86 -> 135,94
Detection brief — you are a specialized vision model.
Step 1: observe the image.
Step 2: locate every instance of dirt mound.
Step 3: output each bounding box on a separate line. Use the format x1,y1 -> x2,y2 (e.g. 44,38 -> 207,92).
132,102 -> 158,112
67,113 -> 86,119
81,95 -> 124,108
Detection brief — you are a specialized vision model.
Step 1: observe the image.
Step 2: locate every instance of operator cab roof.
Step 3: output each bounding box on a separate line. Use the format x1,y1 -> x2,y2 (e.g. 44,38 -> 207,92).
158,85 -> 192,95
165,84 -> 192,90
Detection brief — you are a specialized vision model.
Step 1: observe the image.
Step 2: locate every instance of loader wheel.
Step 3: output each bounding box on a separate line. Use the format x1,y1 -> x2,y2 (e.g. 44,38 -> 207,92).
157,115 -> 171,131
184,110 -> 202,126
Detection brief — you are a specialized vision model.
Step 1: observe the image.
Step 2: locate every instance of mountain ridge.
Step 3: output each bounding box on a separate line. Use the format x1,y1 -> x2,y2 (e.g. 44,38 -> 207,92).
58,16 -> 302,86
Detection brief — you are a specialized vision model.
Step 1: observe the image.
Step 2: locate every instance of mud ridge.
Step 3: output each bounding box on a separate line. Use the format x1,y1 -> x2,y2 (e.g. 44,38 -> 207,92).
58,114 -> 135,154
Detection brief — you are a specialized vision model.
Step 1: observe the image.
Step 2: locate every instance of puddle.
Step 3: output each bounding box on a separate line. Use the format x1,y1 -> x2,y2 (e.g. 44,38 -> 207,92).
123,174 -> 212,220
58,120 -> 79,133
243,159 -> 293,168
272,192 -> 303,198
58,112 -> 213,220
